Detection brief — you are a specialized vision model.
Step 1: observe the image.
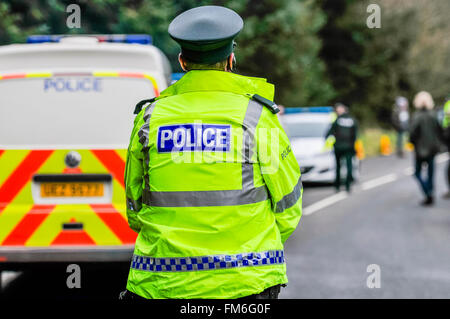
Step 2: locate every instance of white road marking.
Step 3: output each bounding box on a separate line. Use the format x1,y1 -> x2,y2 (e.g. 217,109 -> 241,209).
303,153 -> 448,217
1,271 -> 21,290
404,167 -> 414,176
361,173 -> 398,191
304,173 -> 398,216
303,191 -> 348,216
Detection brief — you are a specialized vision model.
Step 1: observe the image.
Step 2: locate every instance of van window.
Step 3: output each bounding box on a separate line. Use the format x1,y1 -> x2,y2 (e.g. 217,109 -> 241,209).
0,77 -> 155,148
284,121 -> 331,138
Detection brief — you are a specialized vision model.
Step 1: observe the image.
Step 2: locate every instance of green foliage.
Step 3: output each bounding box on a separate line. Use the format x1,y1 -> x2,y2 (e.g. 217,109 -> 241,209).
233,0 -> 336,106
0,0 -> 448,125
0,0 -> 335,107
318,0 -> 449,126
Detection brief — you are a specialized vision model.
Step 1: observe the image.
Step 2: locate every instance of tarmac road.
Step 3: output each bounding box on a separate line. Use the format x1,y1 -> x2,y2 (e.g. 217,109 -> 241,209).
281,152 -> 450,298
1,152 -> 449,299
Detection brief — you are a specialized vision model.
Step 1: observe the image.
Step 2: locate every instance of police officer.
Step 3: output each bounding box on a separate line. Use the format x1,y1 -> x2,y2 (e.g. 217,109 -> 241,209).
120,6 -> 302,300
326,103 -> 358,193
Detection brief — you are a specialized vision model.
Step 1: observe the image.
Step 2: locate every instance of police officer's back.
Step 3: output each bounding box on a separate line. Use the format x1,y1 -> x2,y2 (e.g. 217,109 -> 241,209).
326,103 -> 357,192
121,6 -> 302,299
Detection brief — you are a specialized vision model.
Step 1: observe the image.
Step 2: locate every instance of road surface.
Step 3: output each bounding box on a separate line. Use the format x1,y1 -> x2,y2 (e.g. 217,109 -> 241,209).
1,152 -> 449,299
281,152 -> 450,298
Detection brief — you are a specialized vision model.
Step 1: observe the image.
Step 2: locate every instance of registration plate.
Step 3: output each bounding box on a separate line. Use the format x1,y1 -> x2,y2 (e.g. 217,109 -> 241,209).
40,182 -> 104,198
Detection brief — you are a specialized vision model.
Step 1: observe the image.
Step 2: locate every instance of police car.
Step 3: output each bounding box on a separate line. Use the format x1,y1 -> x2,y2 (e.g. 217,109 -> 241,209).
0,35 -> 171,268
280,107 -> 359,183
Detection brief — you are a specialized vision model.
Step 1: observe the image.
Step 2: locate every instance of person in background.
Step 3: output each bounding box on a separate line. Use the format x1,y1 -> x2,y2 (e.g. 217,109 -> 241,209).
409,91 -> 443,206
391,96 -> 410,158
326,103 -> 358,193
442,95 -> 450,199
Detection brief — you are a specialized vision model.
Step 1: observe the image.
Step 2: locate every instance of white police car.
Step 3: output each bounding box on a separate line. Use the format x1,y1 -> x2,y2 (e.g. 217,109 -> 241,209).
280,107 -> 359,183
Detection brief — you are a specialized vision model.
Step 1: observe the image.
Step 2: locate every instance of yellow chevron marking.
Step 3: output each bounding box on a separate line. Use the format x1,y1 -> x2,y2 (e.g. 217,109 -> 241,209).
112,177 -> 125,203
25,150 -> 123,245
78,150 -> 109,173
36,150 -> 66,173
115,149 -> 127,162
0,150 -> 30,186
0,184 -> 34,244
112,202 -> 127,220
26,204 -> 122,246
0,151 -> 67,244
1,149 -> 128,247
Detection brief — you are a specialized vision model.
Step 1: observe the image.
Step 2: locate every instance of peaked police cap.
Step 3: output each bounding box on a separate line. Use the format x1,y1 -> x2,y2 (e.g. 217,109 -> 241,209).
168,6 -> 243,64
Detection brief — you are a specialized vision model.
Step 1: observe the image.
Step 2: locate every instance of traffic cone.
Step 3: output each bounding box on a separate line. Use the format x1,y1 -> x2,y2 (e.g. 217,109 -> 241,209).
355,140 -> 365,160
380,135 -> 392,156
405,142 -> 414,152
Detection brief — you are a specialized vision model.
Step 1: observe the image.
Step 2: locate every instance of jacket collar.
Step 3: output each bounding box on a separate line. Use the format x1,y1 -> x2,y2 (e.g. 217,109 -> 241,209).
158,70 -> 275,101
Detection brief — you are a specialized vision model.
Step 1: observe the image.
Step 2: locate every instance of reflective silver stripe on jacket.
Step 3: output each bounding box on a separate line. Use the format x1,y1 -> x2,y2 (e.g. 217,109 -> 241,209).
275,176 -> 302,213
137,102 -> 155,148
242,99 -> 263,190
142,99 -> 270,207
138,102 -> 156,202
131,250 -> 284,272
143,185 -> 269,207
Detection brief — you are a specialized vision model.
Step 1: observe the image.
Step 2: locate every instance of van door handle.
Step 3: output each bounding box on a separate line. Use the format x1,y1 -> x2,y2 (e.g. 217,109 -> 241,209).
62,222 -> 83,230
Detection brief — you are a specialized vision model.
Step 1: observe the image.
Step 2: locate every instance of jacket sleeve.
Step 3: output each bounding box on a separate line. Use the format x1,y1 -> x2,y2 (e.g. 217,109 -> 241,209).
256,108 -> 302,244
124,109 -> 146,233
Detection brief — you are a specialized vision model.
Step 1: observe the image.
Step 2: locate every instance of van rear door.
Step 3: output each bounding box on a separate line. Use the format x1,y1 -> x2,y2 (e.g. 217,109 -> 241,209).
0,71 -> 159,262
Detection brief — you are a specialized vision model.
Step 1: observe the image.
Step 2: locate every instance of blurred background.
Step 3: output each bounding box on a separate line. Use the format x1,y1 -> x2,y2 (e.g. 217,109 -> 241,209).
0,0 -> 449,300
0,0 -> 449,130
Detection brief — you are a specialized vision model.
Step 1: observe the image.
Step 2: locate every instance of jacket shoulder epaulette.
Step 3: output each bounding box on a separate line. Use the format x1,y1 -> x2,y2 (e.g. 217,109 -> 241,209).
250,94 -> 280,114
134,98 -> 156,115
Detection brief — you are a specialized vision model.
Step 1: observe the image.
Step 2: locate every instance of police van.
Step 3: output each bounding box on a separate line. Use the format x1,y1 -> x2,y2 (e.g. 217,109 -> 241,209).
0,35 -> 171,268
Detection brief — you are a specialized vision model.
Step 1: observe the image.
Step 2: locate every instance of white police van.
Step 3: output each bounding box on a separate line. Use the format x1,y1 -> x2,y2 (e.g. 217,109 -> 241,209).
0,34 -> 171,149
280,107 -> 359,183
0,35 -> 171,267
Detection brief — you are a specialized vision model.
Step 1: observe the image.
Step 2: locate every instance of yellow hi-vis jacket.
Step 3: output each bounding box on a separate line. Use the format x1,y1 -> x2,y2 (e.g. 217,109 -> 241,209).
125,70 -> 302,299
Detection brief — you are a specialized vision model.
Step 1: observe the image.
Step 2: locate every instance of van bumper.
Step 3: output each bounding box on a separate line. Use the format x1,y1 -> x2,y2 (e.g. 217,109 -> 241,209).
0,245 -> 134,266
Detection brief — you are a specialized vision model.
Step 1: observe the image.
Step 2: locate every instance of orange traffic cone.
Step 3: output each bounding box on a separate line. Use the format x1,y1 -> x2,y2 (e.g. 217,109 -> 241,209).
405,142 -> 414,152
380,135 -> 392,156
355,140 -> 365,160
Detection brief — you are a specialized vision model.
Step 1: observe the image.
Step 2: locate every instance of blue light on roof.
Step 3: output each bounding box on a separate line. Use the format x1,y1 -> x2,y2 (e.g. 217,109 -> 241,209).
284,106 -> 334,114
26,34 -> 152,45
171,72 -> 185,82
27,35 -> 61,43
125,34 -> 152,44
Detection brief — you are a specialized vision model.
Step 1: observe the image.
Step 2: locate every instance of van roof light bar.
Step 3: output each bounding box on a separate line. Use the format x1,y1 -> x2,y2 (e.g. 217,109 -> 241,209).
26,34 -> 152,45
284,106 -> 334,114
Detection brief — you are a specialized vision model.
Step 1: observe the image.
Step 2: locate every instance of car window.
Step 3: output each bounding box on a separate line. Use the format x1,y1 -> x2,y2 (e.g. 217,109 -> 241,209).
284,121 -> 331,138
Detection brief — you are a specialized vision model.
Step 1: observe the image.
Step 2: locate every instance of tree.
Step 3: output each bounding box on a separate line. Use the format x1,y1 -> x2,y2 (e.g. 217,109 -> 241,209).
0,0 -> 335,107
228,0 -> 336,106
318,0 -> 450,126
